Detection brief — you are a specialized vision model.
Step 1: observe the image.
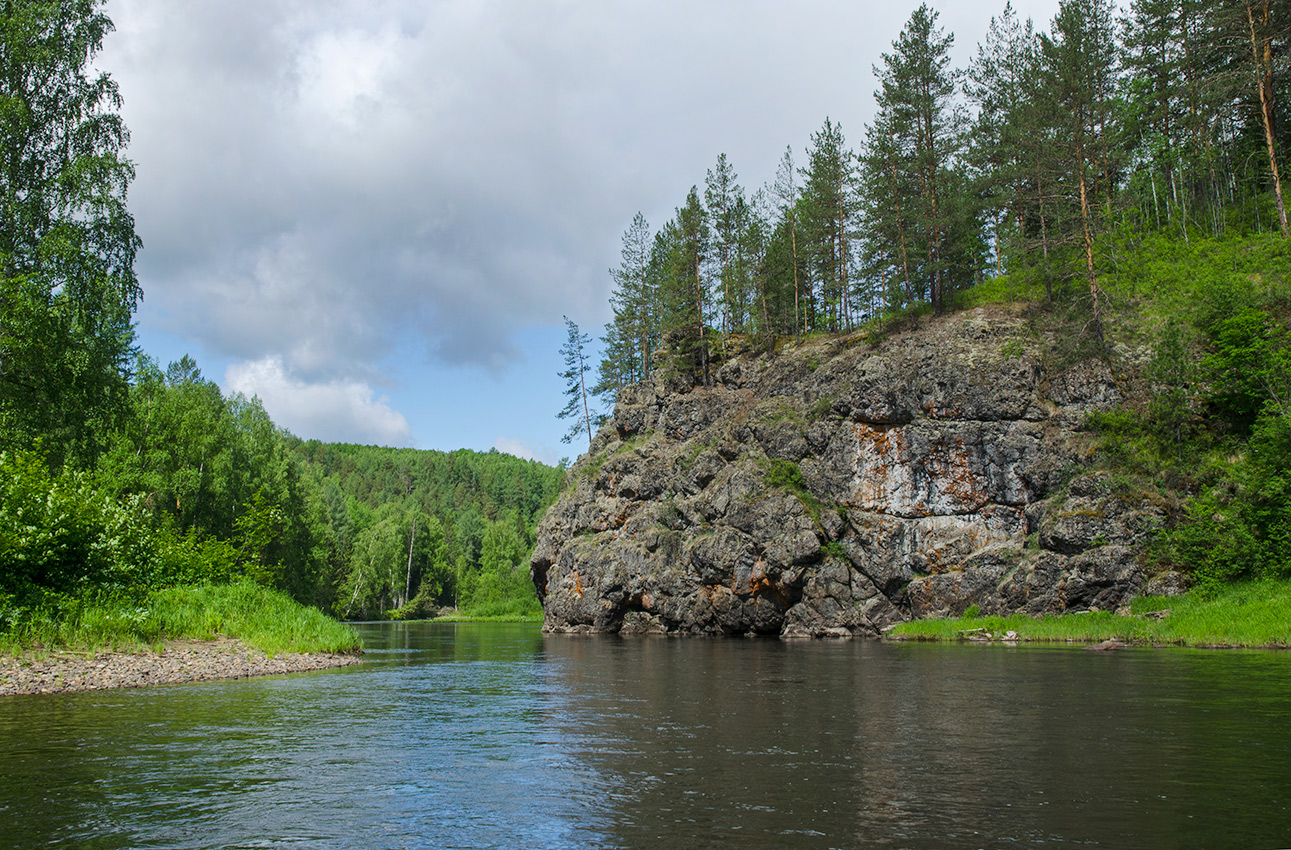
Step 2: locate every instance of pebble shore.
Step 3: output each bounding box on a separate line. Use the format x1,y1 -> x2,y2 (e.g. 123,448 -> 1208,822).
0,639 -> 363,696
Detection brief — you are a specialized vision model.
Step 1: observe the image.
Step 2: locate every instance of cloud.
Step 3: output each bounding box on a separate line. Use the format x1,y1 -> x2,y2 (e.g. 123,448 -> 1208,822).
105,0 -> 622,379
98,0 -> 1064,452
225,357 -> 413,447
491,436 -> 560,466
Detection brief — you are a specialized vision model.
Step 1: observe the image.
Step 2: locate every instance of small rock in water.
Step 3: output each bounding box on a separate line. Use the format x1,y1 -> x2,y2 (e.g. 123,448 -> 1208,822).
1003,630 -> 1019,641
1084,638 -> 1124,652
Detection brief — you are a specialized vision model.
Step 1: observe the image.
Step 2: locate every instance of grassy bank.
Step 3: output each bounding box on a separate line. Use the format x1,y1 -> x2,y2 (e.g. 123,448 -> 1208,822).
1,581 -> 362,657
889,580 -> 1291,648
429,611 -> 543,624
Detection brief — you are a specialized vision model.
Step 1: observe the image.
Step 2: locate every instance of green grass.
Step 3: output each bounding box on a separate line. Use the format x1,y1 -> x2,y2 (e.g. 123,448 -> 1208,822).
430,611 -> 543,623
889,579 -> 1291,648
1,581 -> 362,656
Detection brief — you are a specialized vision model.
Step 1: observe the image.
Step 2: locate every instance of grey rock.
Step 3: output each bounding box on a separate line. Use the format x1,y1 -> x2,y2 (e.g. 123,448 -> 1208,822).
1143,570 -> 1191,597
531,305 -> 1168,637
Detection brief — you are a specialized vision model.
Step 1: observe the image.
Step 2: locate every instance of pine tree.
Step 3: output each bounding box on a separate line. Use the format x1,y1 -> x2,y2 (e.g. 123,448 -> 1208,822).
1039,0 -> 1124,340
705,153 -> 747,339
741,188 -> 775,343
769,146 -> 805,336
800,118 -> 858,331
557,316 -> 596,447
872,4 -> 966,316
861,92 -> 918,310
966,2 -> 1039,276
670,187 -> 712,384
1243,0 -> 1288,236
1119,0 -> 1238,237
598,211 -> 656,406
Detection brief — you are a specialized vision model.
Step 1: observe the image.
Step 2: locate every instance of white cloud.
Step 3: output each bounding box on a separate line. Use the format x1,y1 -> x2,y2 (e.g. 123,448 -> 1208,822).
225,357 -> 413,447
492,436 -> 560,467
98,0 -> 1065,452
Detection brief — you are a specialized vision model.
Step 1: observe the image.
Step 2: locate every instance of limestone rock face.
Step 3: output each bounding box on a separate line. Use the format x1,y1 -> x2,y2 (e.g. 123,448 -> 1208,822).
531,306 -> 1167,637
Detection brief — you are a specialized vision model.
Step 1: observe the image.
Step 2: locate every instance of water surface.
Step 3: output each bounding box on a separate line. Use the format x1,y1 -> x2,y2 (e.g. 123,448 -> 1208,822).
1,623 -> 1288,849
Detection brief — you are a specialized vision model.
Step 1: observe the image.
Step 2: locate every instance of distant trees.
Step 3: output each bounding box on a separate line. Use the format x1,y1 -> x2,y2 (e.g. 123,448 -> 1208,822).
287,440 -> 562,619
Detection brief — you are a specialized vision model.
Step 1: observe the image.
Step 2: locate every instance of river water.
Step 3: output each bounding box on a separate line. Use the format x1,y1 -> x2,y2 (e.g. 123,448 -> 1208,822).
1,622 -> 1289,849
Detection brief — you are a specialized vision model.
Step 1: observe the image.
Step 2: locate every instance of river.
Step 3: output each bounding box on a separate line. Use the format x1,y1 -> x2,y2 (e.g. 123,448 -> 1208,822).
1,622 -> 1288,849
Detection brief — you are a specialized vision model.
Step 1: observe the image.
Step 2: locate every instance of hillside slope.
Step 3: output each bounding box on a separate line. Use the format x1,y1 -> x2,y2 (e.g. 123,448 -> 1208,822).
532,304 -> 1183,636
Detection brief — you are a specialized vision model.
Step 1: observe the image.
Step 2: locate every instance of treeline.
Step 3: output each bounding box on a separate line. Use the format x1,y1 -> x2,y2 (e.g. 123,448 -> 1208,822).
0,1 -> 560,629
595,0 -> 1289,399
3,349 -> 562,624
291,440 -> 562,619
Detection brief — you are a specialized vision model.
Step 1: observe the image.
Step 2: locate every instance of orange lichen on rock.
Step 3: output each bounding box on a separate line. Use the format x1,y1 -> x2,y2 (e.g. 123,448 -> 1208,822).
849,422 -> 910,512
925,435 -> 990,513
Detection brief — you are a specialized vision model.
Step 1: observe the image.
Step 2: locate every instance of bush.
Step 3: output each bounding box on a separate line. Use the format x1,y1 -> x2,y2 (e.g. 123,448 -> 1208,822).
0,449 -> 236,623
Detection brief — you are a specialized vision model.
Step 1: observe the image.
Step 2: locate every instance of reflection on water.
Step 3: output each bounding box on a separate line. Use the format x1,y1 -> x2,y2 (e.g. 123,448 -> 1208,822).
1,623 -> 1289,849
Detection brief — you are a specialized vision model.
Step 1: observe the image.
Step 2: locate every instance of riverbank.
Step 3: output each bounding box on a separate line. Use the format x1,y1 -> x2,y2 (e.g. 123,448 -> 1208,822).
0,582 -> 364,695
428,611 -> 542,624
0,639 -> 363,696
886,579 -> 1291,648
2,582 -> 362,656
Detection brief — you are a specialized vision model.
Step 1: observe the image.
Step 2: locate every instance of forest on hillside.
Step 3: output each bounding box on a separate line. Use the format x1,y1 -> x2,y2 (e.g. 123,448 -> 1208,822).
2,348 -> 563,627
0,1 -> 561,634
581,0 -> 1288,402
3,0 -> 1290,640
562,0 -> 1290,590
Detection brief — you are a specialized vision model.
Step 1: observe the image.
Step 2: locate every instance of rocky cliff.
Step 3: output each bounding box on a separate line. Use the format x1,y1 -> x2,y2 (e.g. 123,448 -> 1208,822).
532,305 -> 1177,637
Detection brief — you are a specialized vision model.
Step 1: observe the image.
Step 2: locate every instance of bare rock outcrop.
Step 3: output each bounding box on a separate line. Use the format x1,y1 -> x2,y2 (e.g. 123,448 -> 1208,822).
532,305 -> 1171,637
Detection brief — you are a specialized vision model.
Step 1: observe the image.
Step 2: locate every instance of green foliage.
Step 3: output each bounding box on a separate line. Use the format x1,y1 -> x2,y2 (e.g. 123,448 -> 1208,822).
808,397 -> 834,420
889,580 -> 1291,647
292,441 -> 561,619
1155,410 -> 1291,589
457,518 -> 541,618
1,580 -> 360,656
0,449 -> 232,607
764,458 -> 807,492
0,0 -> 141,468
760,456 -> 837,533
1146,319 -> 1194,455
92,356 -> 329,603
557,316 -> 598,446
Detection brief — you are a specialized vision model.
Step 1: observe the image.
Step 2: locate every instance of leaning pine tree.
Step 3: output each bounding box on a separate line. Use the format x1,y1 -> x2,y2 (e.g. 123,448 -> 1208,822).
557,316 -> 596,448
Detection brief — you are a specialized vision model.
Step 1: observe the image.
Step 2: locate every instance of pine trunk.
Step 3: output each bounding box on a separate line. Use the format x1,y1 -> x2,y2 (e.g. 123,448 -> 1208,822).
1247,0 -> 1289,237
1076,136 -> 1103,342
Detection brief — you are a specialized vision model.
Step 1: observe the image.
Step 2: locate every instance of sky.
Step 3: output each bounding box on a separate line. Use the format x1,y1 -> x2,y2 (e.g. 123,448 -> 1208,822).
95,0 -> 1064,466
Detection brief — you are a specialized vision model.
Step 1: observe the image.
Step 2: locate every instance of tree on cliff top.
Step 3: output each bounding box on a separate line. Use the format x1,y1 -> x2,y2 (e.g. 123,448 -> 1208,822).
557,316 -> 597,448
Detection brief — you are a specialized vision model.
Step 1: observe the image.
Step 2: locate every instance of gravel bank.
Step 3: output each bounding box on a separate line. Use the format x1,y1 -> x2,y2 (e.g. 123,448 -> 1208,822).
0,639 -> 364,696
